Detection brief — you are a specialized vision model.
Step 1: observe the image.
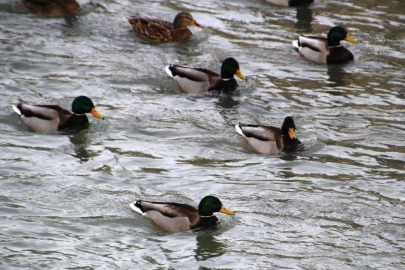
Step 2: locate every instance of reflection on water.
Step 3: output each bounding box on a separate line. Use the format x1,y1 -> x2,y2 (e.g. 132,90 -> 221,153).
327,65 -> 349,87
195,233 -> 226,261
1,0 -> 405,269
215,92 -> 240,110
294,4 -> 313,32
68,129 -> 92,162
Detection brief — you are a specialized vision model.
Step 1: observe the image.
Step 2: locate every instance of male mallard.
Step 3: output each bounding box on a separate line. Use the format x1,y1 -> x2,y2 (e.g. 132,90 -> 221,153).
18,0 -> 81,15
262,0 -> 313,7
165,57 -> 247,93
125,12 -> 202,43
12,96 -> 104,132
292,26 -> 358,64
235,116 -> 302,154
129,196 -> 234,232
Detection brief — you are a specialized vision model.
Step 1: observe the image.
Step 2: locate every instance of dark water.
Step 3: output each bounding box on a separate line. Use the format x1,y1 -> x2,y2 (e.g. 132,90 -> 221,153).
1,0 -> 405,269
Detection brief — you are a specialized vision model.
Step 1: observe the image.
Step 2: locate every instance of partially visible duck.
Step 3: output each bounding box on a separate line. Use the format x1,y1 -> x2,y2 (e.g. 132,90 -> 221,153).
12,96 -> 104,132
292,26 -> 358,64
129,196 -> 234,232
19,0 -> 81,15
262,0 -> 314,7
165,57 -> 247,93
125,12 -> 202,43
235,116 -> 302,154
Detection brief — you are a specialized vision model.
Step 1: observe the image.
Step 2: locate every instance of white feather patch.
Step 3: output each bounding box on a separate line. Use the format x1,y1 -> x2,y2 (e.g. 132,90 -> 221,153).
165,65 -> 174,78
235,124 -> 246,138
129,202 -> 145,215
12,105 -> 21,115
292,40 -> 299,50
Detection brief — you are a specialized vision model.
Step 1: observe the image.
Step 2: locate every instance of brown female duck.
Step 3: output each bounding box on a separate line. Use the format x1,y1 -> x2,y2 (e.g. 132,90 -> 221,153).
125,12 -> 202,43
19,0 -> 81,15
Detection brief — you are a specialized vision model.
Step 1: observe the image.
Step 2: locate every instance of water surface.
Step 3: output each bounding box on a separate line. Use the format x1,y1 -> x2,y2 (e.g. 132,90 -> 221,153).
1,0 -> 405,269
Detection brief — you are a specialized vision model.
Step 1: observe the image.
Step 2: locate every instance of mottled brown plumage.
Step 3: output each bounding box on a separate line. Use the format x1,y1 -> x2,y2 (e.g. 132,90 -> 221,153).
22,0 -> 80,15
125,12 -> 202,43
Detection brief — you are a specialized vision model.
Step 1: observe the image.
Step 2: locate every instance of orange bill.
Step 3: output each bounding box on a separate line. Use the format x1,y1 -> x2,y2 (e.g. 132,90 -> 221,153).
191,20 -> 203,28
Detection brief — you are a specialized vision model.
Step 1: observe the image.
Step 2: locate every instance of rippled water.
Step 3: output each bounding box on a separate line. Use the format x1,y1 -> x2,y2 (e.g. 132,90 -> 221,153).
1,0 -> 405,269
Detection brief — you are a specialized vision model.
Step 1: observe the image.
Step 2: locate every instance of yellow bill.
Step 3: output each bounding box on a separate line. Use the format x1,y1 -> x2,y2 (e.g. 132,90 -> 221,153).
288,127 -> 297,139
235,69 -> 247,81
90,107 -> 104,120
220,205 -> 235,215
345,34 -> 358,44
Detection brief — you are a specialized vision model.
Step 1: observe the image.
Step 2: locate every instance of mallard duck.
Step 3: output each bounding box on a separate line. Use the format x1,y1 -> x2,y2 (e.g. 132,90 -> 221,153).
125,12 -> 202,43
262,0 -> 313,7
235,116 -> 302,154
19,0 -> 81,15
12,96 -> 104,132
129,196 -> 234,232
165,57 -> 247,93
292,26 -> 358,64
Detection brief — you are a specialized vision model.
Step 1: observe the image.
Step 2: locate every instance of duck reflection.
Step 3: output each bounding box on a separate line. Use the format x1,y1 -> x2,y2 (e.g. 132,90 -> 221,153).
216,92 -> 240,110
294,4 -> 313,32
215,92 -> 241,128
68,129 -> 92,162
195,233 -> 226,261
327,65 -> 349,87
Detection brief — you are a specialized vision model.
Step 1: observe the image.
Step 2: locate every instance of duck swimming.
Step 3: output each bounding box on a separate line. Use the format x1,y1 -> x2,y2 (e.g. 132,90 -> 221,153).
235,116 -> 302,154
12,96 -> 104,132
292,26 -> 358,64
130,196 -> 234,232
165,57 -> 247,93
125,12 -> 202,43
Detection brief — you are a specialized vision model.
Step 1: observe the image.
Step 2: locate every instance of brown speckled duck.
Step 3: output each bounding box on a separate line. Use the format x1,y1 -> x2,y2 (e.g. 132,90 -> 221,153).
129,196 -> 234,232
165,57 -> 247,93
235,116 -> 302,154
19,0 -> 81,15
125,12 -> 202,43
12,96 -> 104,132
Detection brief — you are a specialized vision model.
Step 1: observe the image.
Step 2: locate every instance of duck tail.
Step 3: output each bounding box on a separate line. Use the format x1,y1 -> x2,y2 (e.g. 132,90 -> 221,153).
235,123 -> 245,137
129,200 -> 146,215
12,104 -> 22,115
165,65 -> 175,78
292,40 -> 300,50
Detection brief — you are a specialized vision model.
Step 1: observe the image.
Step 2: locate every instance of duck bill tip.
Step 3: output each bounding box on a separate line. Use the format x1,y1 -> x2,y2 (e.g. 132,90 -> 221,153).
220,206 -> 235,215
90,108 -> 104,120
345,34 -> 358,44
235,70 -> 247,81
288,128 -> 297,139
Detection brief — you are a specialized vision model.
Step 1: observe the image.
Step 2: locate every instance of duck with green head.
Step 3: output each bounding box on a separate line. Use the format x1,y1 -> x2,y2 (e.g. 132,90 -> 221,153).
235,116 -> 302,154
292,26 -> 358,64
165,57 -> 247,93
129,196 -> 234,232
12,96 -> 104,132
125,12 -> 203,43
